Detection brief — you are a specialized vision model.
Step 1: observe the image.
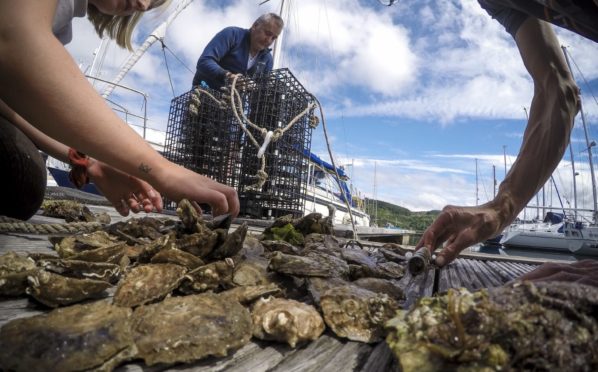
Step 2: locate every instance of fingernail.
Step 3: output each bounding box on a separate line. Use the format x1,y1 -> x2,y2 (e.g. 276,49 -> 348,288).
148,190 -> 156,198
435,256 -> 445,267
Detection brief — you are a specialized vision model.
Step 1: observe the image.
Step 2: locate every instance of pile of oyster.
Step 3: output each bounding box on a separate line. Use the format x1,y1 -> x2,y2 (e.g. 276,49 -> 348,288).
386,280 -> 598,372
0,199 -> 408,371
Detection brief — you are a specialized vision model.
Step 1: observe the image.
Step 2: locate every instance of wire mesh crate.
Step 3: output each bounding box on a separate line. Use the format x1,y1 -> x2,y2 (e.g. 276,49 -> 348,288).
163,68 -> 315,218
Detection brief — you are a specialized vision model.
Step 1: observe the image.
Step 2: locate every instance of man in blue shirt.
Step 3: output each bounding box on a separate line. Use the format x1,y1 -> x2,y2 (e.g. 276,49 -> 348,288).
192,13 -> 284,89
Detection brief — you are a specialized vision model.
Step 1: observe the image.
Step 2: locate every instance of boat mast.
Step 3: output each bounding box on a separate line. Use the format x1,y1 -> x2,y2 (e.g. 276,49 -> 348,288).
562,46 -> 598,223
101,0 -> 194,99
271,0 -> 290,69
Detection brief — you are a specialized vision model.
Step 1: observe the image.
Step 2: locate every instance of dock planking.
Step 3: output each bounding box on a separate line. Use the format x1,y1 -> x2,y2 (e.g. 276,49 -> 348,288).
0,204 -> 543,371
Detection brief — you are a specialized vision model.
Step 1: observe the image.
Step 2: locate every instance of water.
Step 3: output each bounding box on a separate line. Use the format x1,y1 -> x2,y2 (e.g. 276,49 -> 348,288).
470,243 -> 582,262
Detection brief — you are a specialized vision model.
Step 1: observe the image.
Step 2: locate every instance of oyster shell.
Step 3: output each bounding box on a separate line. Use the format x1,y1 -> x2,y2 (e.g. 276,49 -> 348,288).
113,263 -> 187,307
232,256 -> 271,286
67,242 -> 127,264
36,258 -> 121,284
220,283 -> 282,305
251,297 -> 325,347
0,251 -> 37,296
386,281 -> 598,372
262,239 -> 304,255
52,230 -> 118,258
26,269 -> 112,307
209,222 -> 248,259
176,198 -> 203,232
175,230 -> 219,258
41,199 -> 84,222
321,284 -> 399,343
352,277 -> 405,301
131,293 -> 252,365
0,300 -> 135,371
150,247 -> 205,269
179,260 -> 235,294
269,251 -> 349,278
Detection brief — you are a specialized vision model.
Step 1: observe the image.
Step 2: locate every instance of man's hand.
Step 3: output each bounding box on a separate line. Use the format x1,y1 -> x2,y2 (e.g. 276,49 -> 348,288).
86,159 -> 163,216
415,203 -> 504,267
518,260 -> 598,287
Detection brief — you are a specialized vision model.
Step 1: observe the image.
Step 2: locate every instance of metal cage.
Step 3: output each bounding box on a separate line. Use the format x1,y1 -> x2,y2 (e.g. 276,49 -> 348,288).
163,68 -> 314,218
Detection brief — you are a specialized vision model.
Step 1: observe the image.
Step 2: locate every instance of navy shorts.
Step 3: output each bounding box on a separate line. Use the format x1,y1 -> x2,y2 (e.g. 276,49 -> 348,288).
478,0 -> 598,42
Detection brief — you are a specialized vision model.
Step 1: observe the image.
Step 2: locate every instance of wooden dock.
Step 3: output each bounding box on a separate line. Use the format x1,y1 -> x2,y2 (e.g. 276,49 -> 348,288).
0,202 -> 549,372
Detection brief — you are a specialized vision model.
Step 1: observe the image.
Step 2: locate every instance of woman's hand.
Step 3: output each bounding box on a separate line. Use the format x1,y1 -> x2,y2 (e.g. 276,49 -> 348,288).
86,159 -> 163,216
154,163 -> 239,218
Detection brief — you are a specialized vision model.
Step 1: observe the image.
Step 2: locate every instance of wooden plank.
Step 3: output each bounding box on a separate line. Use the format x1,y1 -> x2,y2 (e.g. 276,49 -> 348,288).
268,333 -> 372,372
465,259 -> 503,288
400,267 -> 435,309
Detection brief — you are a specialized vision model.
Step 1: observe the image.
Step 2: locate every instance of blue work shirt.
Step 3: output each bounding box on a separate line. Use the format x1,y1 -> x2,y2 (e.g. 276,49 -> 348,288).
192,27 -> 273,89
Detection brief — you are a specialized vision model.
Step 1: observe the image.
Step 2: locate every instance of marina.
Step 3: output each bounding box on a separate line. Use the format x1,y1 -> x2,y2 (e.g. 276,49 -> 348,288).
0,191 -> 554,371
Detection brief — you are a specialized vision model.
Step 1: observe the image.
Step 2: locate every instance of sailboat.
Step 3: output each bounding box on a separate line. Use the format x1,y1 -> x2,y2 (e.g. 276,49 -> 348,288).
500,46 -> 598,257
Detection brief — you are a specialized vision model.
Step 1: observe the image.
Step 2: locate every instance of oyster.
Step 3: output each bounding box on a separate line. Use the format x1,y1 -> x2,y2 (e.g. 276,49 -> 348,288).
175,230 -> 219,258
52,230 -> 119,258
41,199 -> 84,222
262,223 -> 305,246
261,239 -> 304,255
306,277 -> 349,307
107,217 -> 164,244
251,297 -> 325,347
113,263 -> 187,307
67,242 -> 127,265
232,256 -> 271,286
136,233 -> 175,263
176,198 -> 203,232
131,293 -> 252,366
386,281 -> 598,372
36,258 -> 121,284
269,251 -> 349,278
209,222 -> 248,259
220,283 -> 282,305
349,261 -> 406,280
352,278 -> 405,301
321,284 -> 399,343
26,269 -> 112,307
293,212 -> 333,235
0,251 -> 37,296
0,300 -> 135,371
179,260 -> 235,294
150,247 -> 205,269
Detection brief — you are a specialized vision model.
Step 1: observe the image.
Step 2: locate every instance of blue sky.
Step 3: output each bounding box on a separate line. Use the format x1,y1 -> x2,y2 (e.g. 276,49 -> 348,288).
66,0 -> 598,216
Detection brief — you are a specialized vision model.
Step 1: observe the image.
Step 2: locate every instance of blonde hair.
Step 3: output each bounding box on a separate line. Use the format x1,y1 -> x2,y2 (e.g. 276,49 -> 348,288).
87,0 -> 171,50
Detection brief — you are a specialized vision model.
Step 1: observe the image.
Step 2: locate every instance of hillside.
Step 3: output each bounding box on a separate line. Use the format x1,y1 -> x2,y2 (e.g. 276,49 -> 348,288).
364,198 -> 440,232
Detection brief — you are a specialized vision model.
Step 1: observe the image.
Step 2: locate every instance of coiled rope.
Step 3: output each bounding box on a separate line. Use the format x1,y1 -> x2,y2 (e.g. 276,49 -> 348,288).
190,75 -> 317,190
0,220 -> 104,234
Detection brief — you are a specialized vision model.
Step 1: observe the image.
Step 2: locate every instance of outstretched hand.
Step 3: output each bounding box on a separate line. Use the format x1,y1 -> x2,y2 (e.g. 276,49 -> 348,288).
518,259 -> 598,287
415,203 -> 504,267
87,159 -> 163,216
156,164 -> 240,218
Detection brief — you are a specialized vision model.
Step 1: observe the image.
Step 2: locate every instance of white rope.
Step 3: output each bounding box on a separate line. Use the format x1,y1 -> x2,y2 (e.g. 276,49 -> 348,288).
191,74 -> 317,190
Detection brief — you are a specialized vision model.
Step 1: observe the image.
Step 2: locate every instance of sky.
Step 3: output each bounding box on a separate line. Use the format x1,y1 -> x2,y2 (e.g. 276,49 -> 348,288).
66,0 -> 598,219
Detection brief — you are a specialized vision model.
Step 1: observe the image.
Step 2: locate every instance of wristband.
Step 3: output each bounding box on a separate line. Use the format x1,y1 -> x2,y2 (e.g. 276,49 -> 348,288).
68,148 -> 90,189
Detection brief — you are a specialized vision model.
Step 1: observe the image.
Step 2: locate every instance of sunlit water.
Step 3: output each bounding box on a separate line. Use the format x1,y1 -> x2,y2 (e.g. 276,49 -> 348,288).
469,243 -> 585,262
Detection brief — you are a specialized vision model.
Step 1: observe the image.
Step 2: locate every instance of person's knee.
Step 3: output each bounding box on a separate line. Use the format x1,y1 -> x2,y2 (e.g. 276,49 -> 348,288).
0,117 -> 46,220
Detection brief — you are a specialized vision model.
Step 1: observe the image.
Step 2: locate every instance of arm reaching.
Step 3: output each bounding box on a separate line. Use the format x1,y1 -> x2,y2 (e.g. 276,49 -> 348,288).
1,97 -> 162,216
0,0 -> 239,217
416,18 -> 580,266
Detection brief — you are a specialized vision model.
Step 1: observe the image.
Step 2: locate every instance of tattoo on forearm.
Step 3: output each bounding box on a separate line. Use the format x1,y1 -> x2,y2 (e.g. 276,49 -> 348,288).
139,163 -> 152,174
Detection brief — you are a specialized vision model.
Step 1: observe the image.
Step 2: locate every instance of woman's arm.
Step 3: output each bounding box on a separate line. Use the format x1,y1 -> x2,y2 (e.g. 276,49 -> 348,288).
0,0 -> 239,217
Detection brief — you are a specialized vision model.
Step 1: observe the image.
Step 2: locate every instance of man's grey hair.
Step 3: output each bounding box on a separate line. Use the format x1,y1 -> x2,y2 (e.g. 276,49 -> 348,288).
252,13 -> 284,29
